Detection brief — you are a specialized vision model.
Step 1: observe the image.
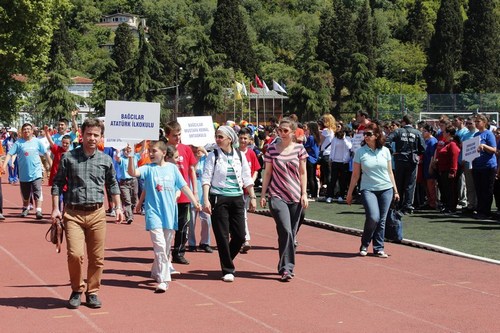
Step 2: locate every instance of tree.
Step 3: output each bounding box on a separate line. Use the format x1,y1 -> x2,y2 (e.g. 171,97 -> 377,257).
186,28 -> 231,116
316,0 -> 357,117
462,0 -> 500,92
343,53 -> 376,114
403,0 -> 433,50
424,0 -> 463,94
90,58 -> 122,115
111,23 -> 136,99
210,0 -> 256,76
0,0 -> 69,119
37,50 -> 81,122
129,24 -> 163,101
355,0 -> 375,73
48,17 -> 75,71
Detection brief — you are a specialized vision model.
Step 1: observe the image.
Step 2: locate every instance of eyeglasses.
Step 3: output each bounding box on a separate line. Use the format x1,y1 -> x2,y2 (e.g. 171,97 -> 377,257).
277,128 -> 291,134
363,132 -> 374,137
465,122 -> 473,125
215,135 -> 227,140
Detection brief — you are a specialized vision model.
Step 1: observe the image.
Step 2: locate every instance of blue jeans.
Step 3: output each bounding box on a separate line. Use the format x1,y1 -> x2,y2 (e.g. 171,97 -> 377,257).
360,188 -> 393,252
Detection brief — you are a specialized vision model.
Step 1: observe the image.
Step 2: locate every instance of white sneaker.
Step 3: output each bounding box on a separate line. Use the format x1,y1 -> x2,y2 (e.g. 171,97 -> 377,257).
325,197 -> 333,203
359,247 -> 368,256
337,196 -> 344,203
222,273 -> 234,282
375,251 -> 389,258
155,282 -> 168,293
170,267 -> 180,275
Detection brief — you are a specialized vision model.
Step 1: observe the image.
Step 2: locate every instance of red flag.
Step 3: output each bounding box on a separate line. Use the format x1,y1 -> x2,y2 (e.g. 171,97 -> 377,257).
250,83 -> 258,94
255,74 -> 264,88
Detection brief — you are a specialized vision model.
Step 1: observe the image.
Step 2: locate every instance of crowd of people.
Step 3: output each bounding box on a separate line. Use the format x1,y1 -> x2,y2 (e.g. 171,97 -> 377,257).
0,109 -> 498,309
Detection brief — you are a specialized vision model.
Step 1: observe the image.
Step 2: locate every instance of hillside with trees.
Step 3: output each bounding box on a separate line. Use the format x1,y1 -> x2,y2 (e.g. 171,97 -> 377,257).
1,0 -> 499,124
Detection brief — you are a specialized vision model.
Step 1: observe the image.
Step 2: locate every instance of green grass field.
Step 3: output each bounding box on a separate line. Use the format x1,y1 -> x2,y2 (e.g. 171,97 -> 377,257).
258,198 -> 500,261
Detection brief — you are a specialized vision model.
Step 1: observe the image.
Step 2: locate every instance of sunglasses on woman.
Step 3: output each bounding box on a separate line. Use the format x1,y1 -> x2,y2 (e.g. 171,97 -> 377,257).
363,132 -> 374,137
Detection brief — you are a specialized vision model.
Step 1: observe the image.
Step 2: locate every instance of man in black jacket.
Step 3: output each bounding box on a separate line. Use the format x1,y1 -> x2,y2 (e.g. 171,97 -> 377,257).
386,114 -> 426,214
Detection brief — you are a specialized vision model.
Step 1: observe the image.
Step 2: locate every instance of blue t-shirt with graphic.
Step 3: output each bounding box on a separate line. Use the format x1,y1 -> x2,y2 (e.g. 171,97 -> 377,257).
139,163 -> 187,231
8,138 -> 47,182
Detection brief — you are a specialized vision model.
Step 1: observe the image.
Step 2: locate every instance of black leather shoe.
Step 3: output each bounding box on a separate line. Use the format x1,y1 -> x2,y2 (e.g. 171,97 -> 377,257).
85,293 -> 102,308
68,291 -> 82,309
172,256 -> 190,265
199,243 -> 213,253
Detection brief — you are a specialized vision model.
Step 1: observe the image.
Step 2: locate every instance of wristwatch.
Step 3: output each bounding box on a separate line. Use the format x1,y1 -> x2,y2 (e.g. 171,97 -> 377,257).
249,195 -> 257,199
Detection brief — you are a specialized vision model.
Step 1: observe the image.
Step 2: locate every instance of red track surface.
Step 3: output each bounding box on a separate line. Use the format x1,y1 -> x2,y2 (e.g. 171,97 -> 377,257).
0,182 -> 498,333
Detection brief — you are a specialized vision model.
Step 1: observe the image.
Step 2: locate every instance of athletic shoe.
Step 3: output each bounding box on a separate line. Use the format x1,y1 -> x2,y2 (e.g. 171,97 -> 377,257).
359,246 -> 368,256
0,213 -> 5,220
109,210 -> 116,217
155,282 -> 169,293
126,219 -> 133,224
36,211 -> 43,220
222,273 -> 234,282
20,208 -> 29,217
325,197 -> 333,203
280,271 -> 292,282
337,196 -> 344,203
169,267 -> 180,275
375,251 -> 389,258
240,241 -> 251,254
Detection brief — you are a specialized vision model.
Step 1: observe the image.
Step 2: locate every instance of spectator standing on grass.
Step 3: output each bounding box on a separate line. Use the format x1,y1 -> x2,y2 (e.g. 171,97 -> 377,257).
51,118 -> 124,309
304,121 -> 320,200
435,126 -> 461,214
202,126 -> 257,283
346,123 -> 399,258
472,114 -> 497,219
318,114 -> 336,198
260,118 -> 308,281
238,127 -> 261,254
421,124 -> 438,209
1,123 -> 53,220
128,141 -> 201,293
461,117 -> 478,214
386,115 -> 425,214
327,125 -> 352,203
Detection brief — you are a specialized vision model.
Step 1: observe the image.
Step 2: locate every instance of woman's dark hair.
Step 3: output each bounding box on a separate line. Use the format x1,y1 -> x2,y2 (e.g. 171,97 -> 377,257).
445,125 -> 461,145
423,124 -> 435,136
307,121 -> 321,144
362,123 -> 385,149
238,127 -> 252,136
335,125 -> 346,139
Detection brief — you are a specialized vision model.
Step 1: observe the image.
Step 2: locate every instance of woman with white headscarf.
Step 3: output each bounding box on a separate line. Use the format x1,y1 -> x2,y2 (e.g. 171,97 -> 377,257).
202,126 -> 257,283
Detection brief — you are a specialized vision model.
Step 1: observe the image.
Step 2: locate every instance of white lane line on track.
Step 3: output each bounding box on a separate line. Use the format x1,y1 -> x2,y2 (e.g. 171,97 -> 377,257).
251,229 -> 500,298
105,249 -> 282,333
0,244 -> 104,333
236,256 -> 461,333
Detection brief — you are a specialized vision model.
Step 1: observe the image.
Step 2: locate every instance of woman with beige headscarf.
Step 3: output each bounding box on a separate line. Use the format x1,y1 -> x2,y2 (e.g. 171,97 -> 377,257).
202,126 -> 257,283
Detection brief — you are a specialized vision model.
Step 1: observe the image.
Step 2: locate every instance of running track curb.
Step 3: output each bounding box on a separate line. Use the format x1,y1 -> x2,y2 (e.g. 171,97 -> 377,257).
254,210 -> 500,266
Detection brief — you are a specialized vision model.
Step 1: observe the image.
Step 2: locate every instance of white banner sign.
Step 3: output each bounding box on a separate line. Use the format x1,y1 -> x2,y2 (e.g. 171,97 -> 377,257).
462,136 -> 481,162
104,101 -> 160,141
351,133 -> 364,152
177,116 -> 215,147
104,138 -> 142,151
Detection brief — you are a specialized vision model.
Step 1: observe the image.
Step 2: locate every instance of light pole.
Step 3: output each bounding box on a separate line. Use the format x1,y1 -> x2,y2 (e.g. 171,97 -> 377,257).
400,69 -> 405,114
175,66 -> 183,114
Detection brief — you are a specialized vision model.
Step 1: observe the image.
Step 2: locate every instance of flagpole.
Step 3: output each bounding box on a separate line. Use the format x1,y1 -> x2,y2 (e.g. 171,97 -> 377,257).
256,94 -> 259,126
233,99 -> 236,120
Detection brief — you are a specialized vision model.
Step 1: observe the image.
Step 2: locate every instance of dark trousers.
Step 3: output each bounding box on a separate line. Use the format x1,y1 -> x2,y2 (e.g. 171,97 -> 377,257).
269,197 -> 302,275
319,156 -> 331,196
172,203 -> 190,259
210,195 -> 246,275
306,160 -> 318,198
394,160 -> 417,211
472,168 -> 496,216
437,172 -> 458,212
330,162 -> 350,198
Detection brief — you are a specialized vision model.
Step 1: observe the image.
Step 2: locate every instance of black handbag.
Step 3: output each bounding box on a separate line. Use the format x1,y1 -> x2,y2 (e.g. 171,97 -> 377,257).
385,208 -> 403,242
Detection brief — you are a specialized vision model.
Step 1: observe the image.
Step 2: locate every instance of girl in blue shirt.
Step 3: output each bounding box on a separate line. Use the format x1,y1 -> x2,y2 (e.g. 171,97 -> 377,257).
128,141 -> 201,293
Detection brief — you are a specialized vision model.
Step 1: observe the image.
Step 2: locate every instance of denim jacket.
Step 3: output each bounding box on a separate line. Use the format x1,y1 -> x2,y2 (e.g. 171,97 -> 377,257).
201,147 -> 253,191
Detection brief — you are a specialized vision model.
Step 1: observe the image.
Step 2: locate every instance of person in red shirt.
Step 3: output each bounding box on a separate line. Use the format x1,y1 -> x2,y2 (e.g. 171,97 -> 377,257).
436,125 -> 461,214
44,125 -> 71,187
165,121 -> 198,265
238,127 -> 261,253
